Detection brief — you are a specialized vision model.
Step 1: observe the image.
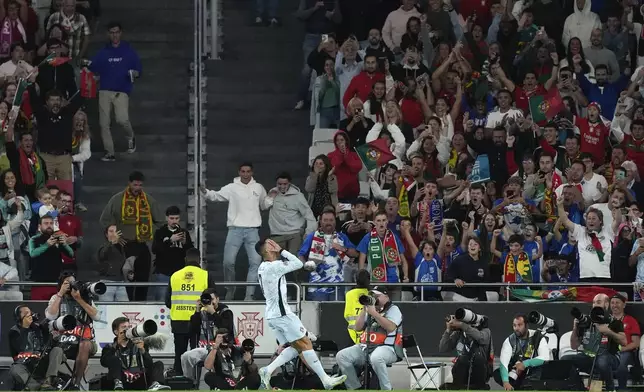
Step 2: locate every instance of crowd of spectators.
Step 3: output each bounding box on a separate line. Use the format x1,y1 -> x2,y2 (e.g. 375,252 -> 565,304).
229,0 -> 644,302
0,0 -> 182,303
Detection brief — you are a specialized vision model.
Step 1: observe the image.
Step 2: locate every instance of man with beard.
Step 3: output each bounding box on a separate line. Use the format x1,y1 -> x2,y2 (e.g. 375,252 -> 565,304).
100,171 -> 165,300
589,187 -> 628,239
494,314 -> 549,391
340,198 -> 373,283
585,28 -> 620,82
598,145 -> 626,184
363,28 -> 394,63
575,58 -> 628,121
56,191 -> 82,269
299,210 -> 358,301
27,81 -> 84,181
342,54 -> 384,109
555,160 -> 585,198
467,125 -> 511,189
28,215 -> 74,300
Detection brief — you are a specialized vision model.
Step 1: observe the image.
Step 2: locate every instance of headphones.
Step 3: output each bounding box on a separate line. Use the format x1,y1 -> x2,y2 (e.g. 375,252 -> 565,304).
14,305 -> 26,324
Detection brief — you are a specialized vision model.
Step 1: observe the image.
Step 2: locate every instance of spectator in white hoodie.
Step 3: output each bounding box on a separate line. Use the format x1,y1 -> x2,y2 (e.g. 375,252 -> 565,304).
562,0 -> 601,49
0,259 -> 21,300
382,0 -> 421,57
200,162 -> 275,301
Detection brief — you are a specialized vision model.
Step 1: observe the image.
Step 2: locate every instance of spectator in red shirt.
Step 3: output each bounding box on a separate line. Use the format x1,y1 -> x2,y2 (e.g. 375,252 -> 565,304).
342,54 -> 384,110
610,294 -> 641,390
622,119 -> 644,175
56,190 -> 82,268
327,130 -> 362,202
496,55 -> 558,114
576,101 -> 609,166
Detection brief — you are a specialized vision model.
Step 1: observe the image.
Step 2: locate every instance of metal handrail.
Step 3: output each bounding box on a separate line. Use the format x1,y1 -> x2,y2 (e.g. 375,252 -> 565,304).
300,282 -> 637,302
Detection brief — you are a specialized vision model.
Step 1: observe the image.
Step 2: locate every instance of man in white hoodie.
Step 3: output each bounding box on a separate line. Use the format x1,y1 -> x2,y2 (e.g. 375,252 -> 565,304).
200,162 -> 275,301
562,0 -> 601,49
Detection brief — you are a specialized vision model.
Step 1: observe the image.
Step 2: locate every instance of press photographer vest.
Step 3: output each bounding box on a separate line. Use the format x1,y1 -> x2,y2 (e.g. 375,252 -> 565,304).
359,303 -> 403,359
508,330 -> 542,365
198,306 -> 234,349
170,266 -> 208,321
11,325 -> 45,363
59,296 -> 94,340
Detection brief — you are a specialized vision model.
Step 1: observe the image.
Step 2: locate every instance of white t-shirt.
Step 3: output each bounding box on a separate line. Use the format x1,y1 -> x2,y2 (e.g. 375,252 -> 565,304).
572,223 -> 612,279
485,108 -> 523,129
589,203 -> 616,240
581,173 -> 608,206
257,250 -> 303,319
0,59 -> 33,79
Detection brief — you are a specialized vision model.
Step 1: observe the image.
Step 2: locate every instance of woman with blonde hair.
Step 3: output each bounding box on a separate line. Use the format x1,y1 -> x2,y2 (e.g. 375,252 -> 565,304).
339,97 -> 373,147
71,110 -> 91,212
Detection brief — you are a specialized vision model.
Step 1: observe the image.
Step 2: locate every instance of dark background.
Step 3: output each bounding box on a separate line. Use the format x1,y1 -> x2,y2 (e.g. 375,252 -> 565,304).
4,301 -> 644,357
318,302 -> 644,356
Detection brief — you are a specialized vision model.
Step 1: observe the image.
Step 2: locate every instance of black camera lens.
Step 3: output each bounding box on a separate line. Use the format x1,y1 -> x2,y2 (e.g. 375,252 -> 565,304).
200,293 -> 212,305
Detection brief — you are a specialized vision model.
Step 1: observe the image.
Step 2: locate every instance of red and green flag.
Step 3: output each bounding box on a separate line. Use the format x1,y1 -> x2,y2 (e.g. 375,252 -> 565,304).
529,89 -> 564,123
355,139 -> 396,171
11,78 -> 28,109
38,52 -> 71,68
510,287 -> 577,302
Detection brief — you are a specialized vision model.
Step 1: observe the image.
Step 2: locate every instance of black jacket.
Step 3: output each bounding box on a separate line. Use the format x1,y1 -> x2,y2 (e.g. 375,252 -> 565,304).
100,339 -> 153,373
9,322 -> 50,361
152,225 -> 194,276
28,83 -> 84,154
189,304 -> 235,346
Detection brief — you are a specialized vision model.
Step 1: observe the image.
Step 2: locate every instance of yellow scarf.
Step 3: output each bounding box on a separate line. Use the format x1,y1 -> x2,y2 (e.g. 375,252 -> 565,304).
121,188 -> 153,242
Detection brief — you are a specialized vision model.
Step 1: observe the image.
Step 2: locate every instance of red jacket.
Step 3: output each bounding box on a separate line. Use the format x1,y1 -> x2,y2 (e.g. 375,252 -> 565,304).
623,135 -> 644,174
342,71 -> 384,110
327,130 -> 362,200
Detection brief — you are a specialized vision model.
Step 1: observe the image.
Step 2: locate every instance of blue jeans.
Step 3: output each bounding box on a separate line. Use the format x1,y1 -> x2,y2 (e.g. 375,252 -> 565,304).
318,106 -> 339,128
298,33 -> 322,102
617,350 -> 635,389
152,273 -> 170,302
223,227 -> 261,300
73,167 -> 83,203
256,0 -> 279,18
99,281 -> 129,302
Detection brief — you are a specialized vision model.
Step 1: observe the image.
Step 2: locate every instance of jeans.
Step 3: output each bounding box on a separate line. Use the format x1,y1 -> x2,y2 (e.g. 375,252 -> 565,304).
181,347 -> 208,381
10,346 -> 65,389
223,227 -> 261,300
298,33 -> 322,102
562,352 -> 619,390
98,90 -> 135,156
318,106 -> 340,128
336,344 -> 397,390
152,273 -> 170,301
617,350 -> 635,389
256,0 -> 279,18
73,166 -> 83,203
99,280 -> 129,302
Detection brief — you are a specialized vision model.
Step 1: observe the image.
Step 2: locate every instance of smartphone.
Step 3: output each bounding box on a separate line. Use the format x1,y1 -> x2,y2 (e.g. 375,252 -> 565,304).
321,34 -> 329,43
616,171 -> 627,180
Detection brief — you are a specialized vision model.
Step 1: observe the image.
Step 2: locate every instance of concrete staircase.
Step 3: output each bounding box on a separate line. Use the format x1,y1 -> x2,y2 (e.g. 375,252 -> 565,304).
204,0 -> 310,295
75,0 -> 192,280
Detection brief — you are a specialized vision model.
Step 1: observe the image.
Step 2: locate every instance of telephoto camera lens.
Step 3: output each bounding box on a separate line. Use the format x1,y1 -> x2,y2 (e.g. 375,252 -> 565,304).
570,307 -> 590,325
455,308 -> 482,325
84,282 -> 107,296
125,320 -> 158,339
590,307 -> 609,324
528,311 -> 557,331
241,338 -> 255,353
51,315 -> 77,331
358,294 -> 375,306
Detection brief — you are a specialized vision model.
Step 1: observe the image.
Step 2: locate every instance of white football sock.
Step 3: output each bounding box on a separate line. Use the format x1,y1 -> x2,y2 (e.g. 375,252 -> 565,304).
301,349 -> 329,383
265,346 -> 298,375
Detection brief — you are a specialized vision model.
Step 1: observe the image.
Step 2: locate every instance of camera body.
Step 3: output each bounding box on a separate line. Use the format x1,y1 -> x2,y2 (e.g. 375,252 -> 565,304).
571,307 -> 591,329
70,281 -> 107,298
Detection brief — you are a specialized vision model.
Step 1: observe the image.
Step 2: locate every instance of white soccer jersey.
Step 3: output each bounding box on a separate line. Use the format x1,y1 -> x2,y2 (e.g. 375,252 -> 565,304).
257,250 -> 303,319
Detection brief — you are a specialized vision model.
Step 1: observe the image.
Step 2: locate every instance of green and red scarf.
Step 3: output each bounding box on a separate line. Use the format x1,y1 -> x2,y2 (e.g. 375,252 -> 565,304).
503,251 -> 532,283
588,231 -> 605,262
367,228 -> 401,282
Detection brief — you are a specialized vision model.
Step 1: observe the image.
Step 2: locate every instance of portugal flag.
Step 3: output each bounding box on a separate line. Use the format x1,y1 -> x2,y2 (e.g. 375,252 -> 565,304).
355,139 -> 396,171
529,89 -> 564,123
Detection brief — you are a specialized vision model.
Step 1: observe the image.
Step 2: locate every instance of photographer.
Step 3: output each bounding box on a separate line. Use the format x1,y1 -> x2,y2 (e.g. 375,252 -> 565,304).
28,214 -> 75,300
495,314 -> 550,391
181,288 -> 234,383
8,305 -> 65,390
45,272 -> 101,388
609,295 -> 641,390
336,288 -> 402,390
100,317 -> 170,391
562,294 -> 627,391
439,309 -> 492,390
203,335 -> 260,390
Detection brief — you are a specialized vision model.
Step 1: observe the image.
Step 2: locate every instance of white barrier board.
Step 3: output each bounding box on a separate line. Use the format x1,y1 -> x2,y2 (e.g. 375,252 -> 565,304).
93,303 -> 293,355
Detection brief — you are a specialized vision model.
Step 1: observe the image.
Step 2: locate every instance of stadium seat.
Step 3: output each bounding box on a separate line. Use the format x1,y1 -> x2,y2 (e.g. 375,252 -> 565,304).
309,145 -> 334,164
312,128 -> 336,146
544,332 -> 558,360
